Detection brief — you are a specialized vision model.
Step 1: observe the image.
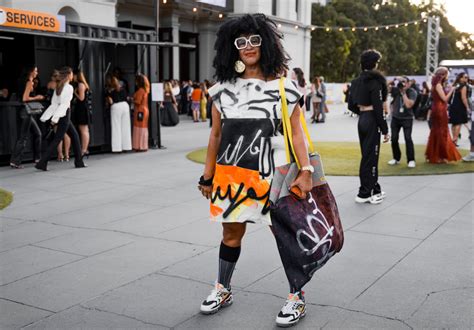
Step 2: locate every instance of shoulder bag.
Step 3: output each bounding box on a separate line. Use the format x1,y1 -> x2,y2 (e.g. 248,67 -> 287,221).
24,101 -> 44,115
269,78 -> 344,290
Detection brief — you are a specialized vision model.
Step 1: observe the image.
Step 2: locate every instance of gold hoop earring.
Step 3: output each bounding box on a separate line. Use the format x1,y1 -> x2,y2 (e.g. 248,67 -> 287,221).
234,60 -> 245,73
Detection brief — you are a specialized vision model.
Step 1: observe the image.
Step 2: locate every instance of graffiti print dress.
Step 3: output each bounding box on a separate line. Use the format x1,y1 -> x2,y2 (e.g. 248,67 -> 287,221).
208,78 -> 302,225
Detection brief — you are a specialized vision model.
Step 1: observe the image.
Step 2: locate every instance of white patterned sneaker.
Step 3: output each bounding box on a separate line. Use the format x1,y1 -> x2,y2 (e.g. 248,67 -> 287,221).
276,292 -> 306,327
387,159 -> 400,165
355,194 -> 383,204
200,283 -> 233,315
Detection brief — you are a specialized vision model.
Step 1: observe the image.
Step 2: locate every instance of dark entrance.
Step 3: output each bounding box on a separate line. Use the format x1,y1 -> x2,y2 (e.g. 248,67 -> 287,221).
179,31 -> 199,81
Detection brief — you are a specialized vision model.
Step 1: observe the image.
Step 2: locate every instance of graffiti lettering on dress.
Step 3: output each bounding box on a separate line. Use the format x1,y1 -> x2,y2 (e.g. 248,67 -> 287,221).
211,182 -> 271,219
217,130 -> 262,166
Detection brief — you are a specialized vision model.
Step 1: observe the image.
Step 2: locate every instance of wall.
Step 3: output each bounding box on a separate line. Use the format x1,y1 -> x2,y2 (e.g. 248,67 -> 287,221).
3,0 -> 117,27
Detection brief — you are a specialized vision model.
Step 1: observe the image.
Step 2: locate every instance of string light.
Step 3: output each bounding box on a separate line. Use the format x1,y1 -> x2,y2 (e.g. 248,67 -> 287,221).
163,0 -> 167,3
306,18 -> 426,32
192,7 -> 197,12
277,23 -> 282,28
218,13 -> 223,19
294,25 -> 299,29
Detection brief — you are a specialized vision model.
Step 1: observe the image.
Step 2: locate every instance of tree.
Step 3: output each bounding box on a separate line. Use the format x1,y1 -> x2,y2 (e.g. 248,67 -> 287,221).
310,0 -> 474,82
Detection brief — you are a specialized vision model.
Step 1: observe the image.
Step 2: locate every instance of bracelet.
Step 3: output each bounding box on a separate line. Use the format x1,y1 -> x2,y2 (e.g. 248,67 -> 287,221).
199,175 -> 214,186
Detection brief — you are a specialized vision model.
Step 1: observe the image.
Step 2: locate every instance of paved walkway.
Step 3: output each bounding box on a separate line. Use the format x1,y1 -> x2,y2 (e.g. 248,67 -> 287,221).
0,105 -> 472,329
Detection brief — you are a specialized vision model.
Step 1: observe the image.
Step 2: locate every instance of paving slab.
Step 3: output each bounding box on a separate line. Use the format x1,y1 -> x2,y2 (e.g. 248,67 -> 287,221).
0,221 -> 73,253
0,245 -> 82,286
0,299 -> 52,329
24,305 -> 165,330
161,226 -> 282,289
33,229 -> 135,256
0,239 -> 210,312
245,230 -> 421,307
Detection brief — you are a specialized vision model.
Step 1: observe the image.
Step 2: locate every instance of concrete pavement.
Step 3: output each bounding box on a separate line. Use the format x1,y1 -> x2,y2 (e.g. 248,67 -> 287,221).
0,104 -> 472,329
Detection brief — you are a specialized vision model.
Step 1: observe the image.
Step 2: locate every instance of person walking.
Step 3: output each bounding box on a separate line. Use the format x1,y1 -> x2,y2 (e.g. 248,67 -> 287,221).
387,76 -> 417,168
425,67 -> 462,163
35,67 -> 86,171
291,67 -> 307,111
449,72 -> 470,146
348,49 -> 390,204
132,74 -> 150,151
310,76 -> 322,123
106,76 -> 132,153
72,69 -> 92,157
198,14 -> 312,327
10,66 -> 45,168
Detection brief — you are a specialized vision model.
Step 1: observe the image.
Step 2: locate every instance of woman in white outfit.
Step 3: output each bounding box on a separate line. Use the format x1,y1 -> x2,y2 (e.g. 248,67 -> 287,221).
35,67 -> 86,171
106,76 -> 132,152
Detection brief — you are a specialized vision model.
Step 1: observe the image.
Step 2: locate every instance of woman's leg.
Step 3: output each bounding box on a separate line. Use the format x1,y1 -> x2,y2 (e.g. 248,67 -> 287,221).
121,103 -> 132,151
64,134 -> 71,160
66,121 -> 85,167
36,116 -> 69,170
311,103 -> 317,122
57,140 -> 64,160
452,124 -> 461,144
30,117 -> 42,162
218,223 -> 246,288
111,105 -> 121,152
79,125 -> 90,154
10,116 -> 32,166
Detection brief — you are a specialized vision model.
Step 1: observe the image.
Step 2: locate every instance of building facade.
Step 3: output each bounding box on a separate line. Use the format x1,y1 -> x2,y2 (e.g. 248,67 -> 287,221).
0,0 -> 322,164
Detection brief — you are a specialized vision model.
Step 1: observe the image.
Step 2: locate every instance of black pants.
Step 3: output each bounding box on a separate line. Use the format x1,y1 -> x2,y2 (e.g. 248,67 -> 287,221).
358,112 -> 382,198
37,111 -> 84,168
10,115 -> 42,165
390,117 -> 414,162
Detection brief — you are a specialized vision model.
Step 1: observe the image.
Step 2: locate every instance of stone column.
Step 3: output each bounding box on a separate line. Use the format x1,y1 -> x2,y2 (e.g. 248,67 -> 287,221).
171,14 -> 180,80
198,21 -> 217,81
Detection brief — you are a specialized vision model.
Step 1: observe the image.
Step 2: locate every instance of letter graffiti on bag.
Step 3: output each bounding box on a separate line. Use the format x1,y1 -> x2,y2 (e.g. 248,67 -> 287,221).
296,193 -> 336,277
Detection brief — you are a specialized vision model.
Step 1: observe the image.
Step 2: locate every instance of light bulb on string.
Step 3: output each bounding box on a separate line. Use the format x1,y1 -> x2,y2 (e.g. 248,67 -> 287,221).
414,21 -> 418,25
326,27 -> 330,32
385,26 -> 389,30
364,27 -> 368,31
338,27 -> 343,31
352,27 -> 356,31
375,27 -> 379,31
395,24 -> 399,28
404,23 -> 408,26
311,26 -> 316,31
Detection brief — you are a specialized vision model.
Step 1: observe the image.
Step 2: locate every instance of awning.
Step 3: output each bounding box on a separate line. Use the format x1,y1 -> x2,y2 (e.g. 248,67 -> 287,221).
0,22 -> 196,48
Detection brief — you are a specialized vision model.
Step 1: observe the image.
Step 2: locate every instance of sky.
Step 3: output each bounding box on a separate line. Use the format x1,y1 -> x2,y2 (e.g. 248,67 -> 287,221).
411,0 -> 474,34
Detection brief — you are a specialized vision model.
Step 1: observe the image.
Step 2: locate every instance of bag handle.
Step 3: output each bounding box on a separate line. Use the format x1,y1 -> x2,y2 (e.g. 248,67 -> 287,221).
278,77 -> 315,169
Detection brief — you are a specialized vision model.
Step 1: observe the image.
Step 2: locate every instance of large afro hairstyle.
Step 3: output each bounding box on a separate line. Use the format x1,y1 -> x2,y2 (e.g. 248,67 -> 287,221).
213,13 -> 290,83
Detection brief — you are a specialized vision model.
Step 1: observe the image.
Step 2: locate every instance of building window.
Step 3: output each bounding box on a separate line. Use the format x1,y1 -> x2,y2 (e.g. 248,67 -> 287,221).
272,0 -> 277,16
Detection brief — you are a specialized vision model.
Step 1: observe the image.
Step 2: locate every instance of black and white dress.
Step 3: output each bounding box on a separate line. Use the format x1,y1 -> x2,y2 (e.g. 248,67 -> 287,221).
208,78 -> 302,225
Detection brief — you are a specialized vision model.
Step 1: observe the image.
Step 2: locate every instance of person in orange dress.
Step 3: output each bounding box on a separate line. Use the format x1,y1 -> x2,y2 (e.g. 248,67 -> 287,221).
425,67 -> 462,163
132,74 -> 150,151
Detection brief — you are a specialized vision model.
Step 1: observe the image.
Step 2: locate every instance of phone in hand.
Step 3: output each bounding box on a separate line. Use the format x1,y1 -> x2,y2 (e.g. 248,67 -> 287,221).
290,185 -> 305,200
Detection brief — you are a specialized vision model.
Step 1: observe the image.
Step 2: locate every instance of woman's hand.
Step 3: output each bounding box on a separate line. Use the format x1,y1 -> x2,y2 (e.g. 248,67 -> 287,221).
198,184 -> 213,200
290,170 -> 313,198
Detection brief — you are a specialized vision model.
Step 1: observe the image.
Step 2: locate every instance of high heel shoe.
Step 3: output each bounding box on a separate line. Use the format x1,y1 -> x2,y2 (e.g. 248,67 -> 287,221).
57,156 -> 64,162
65,157 -> 70,162
82,151 -> 90,159
34,163 -> 48,171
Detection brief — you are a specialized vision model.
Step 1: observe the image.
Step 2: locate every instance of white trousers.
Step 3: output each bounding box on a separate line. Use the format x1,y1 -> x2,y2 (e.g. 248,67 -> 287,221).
111,101 -> 132,152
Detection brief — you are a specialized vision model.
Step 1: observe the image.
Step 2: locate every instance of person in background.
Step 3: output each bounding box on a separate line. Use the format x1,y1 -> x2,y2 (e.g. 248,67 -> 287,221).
205,80 -> 215,127
160,81 -> 179,127
319,76 -> 327,123
449,72 -> 469,146
113,67 -> 129,95
387,76 -> 417,168
462,85 -> 474,162
416,81 -> 431,120
200,82 -> 208,122
73,69 -> 92,157
172,79 -> 181,108
348,49 -> 390,204
35,67 -> 86,171
291,68 -> 307,111
187,80 -> 194,116
191,82 -> 202,123
106,76 -> 132,153
10,66 -> 45,169
310,76 -> 322,123
132,74 -> 150,152
425,67 -> 461,163
0,87 -> 8,100
179,80 -> 190,115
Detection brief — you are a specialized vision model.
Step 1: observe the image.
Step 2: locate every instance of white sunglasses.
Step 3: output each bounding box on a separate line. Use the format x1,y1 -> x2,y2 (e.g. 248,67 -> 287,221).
234,35 -> 262,50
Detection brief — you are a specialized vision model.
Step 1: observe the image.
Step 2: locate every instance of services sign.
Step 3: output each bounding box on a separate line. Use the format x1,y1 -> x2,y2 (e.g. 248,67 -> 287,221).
0,6 -> 66,33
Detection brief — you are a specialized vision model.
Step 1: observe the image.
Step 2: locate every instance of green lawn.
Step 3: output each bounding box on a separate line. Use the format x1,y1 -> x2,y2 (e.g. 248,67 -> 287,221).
187,142 -> 474,176
0,188 -> 13,210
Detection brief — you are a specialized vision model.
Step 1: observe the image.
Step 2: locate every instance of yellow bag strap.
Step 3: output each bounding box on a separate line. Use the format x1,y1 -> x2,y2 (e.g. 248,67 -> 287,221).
278,77 -> 315,169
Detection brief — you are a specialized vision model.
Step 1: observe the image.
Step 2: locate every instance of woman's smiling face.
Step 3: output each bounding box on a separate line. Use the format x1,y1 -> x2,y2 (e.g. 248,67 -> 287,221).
236,34 -> 261,67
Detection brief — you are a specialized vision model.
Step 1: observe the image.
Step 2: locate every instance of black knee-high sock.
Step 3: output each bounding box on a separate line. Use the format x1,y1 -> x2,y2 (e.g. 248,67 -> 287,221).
218,241 -> 241,289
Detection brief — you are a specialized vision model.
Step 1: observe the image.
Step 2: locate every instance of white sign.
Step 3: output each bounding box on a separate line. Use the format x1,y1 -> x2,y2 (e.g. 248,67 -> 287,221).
197,0 -> 226,7
151,83 -> 164,102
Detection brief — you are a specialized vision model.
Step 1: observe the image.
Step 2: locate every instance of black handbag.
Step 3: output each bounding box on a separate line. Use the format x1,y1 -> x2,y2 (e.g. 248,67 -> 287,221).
269,78 -> 344,290
24,101 -> 44,115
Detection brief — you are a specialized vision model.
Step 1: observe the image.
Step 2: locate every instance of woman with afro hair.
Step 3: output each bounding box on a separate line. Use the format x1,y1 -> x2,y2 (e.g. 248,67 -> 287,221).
197,13 -> 313,327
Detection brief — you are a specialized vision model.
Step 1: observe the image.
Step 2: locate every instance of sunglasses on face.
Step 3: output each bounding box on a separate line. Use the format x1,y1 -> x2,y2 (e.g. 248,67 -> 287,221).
234,35 -> 262,50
